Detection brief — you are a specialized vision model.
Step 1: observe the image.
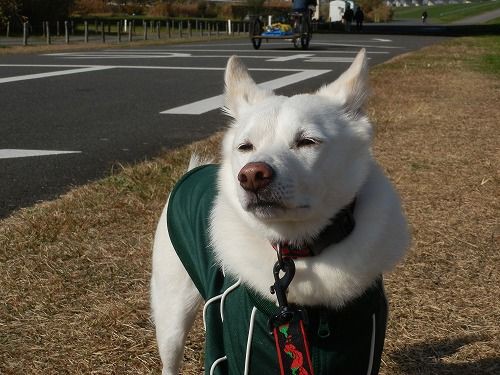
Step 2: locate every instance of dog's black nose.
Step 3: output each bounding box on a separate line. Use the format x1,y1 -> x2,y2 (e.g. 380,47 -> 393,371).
238,162 -> 274,192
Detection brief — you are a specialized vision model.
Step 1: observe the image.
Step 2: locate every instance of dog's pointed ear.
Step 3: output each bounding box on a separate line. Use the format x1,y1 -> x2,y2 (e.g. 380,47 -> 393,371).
224,55 -> 272,118
317,49 -> 369,116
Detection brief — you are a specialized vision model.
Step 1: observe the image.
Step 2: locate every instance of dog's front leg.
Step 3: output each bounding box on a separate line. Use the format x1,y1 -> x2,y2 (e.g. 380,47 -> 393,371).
151,203 -> 203,375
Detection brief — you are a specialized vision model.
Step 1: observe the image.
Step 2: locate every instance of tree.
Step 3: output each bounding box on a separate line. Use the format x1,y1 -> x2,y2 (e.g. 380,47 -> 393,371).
247,0 -> 265,15
20,0 -> 74,23
71,0 -> 108,15
0,0 -> 20,27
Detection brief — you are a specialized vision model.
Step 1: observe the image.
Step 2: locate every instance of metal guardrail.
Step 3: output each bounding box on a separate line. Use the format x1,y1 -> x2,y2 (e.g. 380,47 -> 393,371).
0,18 -> 250,47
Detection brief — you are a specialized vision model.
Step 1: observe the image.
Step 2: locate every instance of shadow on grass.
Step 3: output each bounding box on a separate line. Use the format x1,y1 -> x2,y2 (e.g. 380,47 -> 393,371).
390,336 -> 499,375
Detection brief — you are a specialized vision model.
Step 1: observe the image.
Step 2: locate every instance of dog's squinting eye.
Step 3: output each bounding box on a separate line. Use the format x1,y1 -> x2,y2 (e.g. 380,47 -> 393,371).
296,138 -> 320,148
237,142 -> 254,152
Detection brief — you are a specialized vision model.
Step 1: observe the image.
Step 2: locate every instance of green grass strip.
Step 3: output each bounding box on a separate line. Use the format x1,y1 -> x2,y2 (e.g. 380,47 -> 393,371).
393,1 -> 500,23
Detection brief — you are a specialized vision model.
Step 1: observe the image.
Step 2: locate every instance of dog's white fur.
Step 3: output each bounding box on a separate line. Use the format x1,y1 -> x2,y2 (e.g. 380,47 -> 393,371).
151,50 -> 410,375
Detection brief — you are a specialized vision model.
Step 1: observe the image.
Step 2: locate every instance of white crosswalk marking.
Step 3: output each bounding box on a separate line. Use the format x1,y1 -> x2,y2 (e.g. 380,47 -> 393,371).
0,66 -> 113,84
305,57 -> 358,63
267,54 -> 314,62
160,69 -> 330,115
0,149 -> 81,159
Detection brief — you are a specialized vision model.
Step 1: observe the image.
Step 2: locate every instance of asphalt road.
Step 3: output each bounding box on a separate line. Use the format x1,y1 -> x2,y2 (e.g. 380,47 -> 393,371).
0,33 -> 446,218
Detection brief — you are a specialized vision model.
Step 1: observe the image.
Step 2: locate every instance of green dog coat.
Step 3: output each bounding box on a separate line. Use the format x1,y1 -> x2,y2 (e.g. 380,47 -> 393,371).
167,164 -> 388,375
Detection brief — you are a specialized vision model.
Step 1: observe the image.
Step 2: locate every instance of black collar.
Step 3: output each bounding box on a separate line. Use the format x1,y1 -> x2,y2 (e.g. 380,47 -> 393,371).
272,200 -> 356,258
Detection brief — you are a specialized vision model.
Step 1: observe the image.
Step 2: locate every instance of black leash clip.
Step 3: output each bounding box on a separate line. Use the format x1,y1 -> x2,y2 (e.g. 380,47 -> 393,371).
270,256 -> 295,308
268,250 -> 307,333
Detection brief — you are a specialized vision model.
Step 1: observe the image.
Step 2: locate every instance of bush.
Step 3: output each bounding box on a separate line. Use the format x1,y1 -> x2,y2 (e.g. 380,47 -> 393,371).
148,2 -> 170,17
356,0 -> 393,22
370,4 -> 393,22
72,0 -> 144,16
120,4 -> 145,16
20,0 -> 73,23
216,3 -> 233,19
170,2 -> 199,18
0,0 -> 19,27
72,0 -> 109,16
148,1 -> 203,18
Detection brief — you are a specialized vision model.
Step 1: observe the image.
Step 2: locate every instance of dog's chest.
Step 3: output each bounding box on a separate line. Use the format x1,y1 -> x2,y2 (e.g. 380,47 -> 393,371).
202,273 -> 387,375
167,165 -> 388,375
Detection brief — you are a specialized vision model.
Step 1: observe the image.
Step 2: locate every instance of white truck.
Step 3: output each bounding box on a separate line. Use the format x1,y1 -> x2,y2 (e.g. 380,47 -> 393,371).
329,0 -> 356,22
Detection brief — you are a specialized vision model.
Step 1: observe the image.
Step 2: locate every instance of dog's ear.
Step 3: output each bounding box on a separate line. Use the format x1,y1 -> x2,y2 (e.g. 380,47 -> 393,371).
224,56 -> 272,118
316,49 -> 369,117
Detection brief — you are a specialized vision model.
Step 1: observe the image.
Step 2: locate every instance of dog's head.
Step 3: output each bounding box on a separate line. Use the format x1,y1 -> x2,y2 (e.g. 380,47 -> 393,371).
219,50 -> 373,243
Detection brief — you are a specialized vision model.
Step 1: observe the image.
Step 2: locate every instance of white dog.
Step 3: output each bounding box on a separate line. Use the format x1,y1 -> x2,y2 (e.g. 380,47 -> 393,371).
151,49 -> 409,375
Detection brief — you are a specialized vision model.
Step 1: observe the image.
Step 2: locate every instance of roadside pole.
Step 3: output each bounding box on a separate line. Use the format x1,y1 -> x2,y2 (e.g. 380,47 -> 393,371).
65,21 -> 69,44
46,21 -> 51,45
22,22 -> 28,46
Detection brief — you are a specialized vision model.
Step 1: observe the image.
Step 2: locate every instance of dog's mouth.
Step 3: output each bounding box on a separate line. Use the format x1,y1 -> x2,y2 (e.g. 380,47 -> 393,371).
241,187 -> 310,218
243,194 -> 311,218
247,200 -> 284,211
244,195 -> 286,216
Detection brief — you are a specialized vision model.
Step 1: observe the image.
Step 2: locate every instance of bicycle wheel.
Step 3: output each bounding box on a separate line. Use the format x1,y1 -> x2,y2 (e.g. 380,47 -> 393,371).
292,14 -> 301,34
300,16 -> 311,49
251,17 -> 262,50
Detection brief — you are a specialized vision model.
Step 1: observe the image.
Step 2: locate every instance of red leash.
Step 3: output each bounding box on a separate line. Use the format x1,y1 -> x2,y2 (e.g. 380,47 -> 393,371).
273,319 -> 314,375
268,246 -> 315,375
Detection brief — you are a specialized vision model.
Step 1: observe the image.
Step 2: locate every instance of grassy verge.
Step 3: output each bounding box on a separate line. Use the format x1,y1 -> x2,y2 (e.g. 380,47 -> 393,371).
1,37 -> 499,374
417,36 -> 500,76
393,1 -> 500,23
463,36 -> 500,75
368,38 -> 499,373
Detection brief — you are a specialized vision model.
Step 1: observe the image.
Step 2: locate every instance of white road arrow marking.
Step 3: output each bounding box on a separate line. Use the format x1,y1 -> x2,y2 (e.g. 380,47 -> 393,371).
0,66 -> 113,84
0,149 -> 81,159
160,69 -> 330,115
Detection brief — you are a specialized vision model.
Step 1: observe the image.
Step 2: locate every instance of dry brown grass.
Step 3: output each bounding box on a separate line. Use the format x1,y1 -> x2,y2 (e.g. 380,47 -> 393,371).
0,136 -> 221,373
370,40 -> 499,375
1,37 -> 498,374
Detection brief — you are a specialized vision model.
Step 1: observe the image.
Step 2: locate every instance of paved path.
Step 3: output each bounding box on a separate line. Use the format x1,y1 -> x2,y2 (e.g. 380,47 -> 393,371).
452,7 -> 500,24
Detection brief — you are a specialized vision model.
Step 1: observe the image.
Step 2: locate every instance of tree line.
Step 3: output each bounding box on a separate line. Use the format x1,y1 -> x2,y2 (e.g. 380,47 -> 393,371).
1,1 -> 274,29
1,0 -> 393,30
1,0 -> 74,27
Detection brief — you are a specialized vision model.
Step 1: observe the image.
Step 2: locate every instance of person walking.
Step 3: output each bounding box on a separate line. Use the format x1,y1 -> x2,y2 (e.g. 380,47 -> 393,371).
422,10 -> 428,23
342,4 -> 354,32
354,7 -> 364,31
